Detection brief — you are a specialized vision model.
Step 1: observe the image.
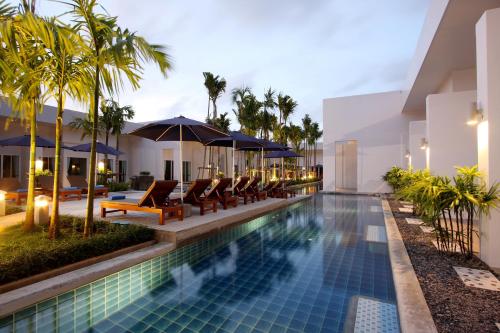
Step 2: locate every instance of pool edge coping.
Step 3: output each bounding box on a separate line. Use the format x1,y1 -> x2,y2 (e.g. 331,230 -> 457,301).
381,198 -> 438,333
0,196 -> 312,318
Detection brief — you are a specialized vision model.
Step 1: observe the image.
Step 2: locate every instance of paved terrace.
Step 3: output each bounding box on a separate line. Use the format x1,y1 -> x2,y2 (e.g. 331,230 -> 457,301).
2,191 -> 311,244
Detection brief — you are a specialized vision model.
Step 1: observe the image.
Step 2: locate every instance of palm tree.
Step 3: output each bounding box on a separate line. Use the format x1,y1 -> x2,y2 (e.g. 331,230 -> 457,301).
202,72 -> 226,177
0,3 -> 48,231
65,0 -> 171,237
276,93 -> 297,144
38,16 -> 91,239
309,122 -> 322,178
69,115 -> 103,140
288,123 -> 304,179
110,103 -> 134,178
210,112 -> 231,174
301,114 -> 312,174
232,86 -> 252,130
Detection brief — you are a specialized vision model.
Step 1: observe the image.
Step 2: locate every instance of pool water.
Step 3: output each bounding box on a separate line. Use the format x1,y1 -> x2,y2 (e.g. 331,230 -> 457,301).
0,194 -> 399,333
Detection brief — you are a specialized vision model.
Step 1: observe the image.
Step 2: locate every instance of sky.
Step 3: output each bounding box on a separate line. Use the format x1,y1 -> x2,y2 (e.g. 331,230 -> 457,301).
15,0 -> 431,130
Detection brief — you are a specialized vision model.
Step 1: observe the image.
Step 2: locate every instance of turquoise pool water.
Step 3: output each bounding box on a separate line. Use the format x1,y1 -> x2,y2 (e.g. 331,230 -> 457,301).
0,194 -> 399,332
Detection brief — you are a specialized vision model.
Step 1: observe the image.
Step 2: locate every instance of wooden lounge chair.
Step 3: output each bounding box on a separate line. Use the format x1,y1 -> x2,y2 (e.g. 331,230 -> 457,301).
38,175 -> 82,201
179,179 -> 217,215
233,176 -> 253,204
263,180 -> 278,197
67,175 -> 108,198
246,177 -> 267,201
100,180 -> 183,224
204,178 -> 238,210
1,177 -> 29,205
271,180 -> 294,199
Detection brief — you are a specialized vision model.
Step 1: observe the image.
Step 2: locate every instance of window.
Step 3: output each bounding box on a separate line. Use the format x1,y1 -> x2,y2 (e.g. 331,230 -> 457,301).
119,160 -> 127,182
42,157 -> 55,173
164,160 -> 174,180
67,157 -> 87,177
104,159 -> 114,172
2,155 -> 19,178
182,161 -> 191,182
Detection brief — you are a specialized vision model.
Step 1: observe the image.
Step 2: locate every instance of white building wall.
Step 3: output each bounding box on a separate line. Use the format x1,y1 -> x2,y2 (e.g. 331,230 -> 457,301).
476,7 -> 500,271
426,90 -> 478,177
408,121 -> 427,170
323,91 -> 422,193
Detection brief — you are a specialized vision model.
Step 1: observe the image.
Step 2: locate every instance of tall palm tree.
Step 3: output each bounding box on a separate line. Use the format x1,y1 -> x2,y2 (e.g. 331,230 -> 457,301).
232,86 -> 252,131
276,93 -> 297,144
69,115 -> 103,140
110,103 -> 134,177
309,122 -> 322,177
65,0 -> 171,237
288,123 -> 303,179
38,16 -> 91,239
0,3 -> 48,231
301,114 -> 312,174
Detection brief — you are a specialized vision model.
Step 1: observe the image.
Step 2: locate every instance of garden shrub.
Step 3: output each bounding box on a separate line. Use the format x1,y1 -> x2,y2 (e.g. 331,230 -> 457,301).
0,216 -> 155,285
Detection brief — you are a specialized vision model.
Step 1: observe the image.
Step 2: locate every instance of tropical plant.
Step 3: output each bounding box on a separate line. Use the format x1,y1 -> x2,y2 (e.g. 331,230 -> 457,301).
288,123 -> 304,179
0,3 -> 48,231
301,114 -> 312,174
36,16 -> 91,239
64,0 -> 171,237
277,93 -> 297,144
99,99 -> 134,175
393,165 -> 499,258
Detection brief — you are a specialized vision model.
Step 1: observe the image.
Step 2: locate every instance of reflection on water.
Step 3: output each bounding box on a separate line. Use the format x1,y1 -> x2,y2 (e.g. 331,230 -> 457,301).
0,193 -> 397,333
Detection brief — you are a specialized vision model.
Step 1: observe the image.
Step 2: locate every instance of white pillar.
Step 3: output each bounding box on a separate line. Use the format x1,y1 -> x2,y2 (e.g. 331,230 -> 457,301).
476,8 -> 500,271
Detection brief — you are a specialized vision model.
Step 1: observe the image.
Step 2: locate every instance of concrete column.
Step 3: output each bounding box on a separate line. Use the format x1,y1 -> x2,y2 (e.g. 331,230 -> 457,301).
409,121 -> 427,170
426,91 -> 477,178
476,8 -> 500,271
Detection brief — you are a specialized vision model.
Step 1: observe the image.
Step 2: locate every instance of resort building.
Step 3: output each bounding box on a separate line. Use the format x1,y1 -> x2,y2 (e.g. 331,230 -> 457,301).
0,104 -> 323,188
323,0 -> 500,269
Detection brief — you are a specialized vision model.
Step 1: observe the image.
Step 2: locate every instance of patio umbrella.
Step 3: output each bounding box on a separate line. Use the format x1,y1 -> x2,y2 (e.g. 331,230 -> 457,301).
264,150 -> 303,189
237,139 -> 289,185
205,131 -> 264,189
0,134 -> 65,148
70,142 -> 122,156
129,116 -> 229,203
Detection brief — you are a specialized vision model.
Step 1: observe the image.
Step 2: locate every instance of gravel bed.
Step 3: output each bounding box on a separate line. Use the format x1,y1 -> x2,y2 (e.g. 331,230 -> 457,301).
388,198 -> 500,333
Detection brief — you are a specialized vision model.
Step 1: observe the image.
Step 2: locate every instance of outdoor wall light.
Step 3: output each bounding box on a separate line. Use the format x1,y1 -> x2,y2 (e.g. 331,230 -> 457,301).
467,102 -> 484,126
405,150 -> 411,159
0,190 -> 6,217
420,138 -> 428,150
34,195 -> 50,225
98,161 -> 105,173
35,158 -> 43,172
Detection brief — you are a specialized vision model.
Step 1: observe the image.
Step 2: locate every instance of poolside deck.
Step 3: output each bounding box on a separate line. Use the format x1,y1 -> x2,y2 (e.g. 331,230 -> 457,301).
1,191 -> 311,244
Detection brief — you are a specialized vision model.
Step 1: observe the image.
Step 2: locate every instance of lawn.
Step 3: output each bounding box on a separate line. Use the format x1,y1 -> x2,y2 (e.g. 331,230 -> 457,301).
0,216 -> 155,285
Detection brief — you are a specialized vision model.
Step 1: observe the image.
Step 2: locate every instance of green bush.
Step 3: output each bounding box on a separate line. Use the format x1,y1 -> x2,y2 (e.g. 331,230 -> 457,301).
286,178 -> 321,187
5,204 -> 24,215
108,182 -> 130,192
0,216 -> 155,285
388,165 -> 499,258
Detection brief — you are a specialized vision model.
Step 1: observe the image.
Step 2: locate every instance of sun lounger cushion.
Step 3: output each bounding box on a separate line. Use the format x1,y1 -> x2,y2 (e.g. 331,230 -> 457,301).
111,195 -> 126,200
16,189 -> 28,192
64,187 -> 78,190
95,185 -> 105,188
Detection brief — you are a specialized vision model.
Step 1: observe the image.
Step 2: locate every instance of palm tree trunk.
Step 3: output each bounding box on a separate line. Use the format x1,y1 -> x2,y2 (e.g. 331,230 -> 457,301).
49,91 -> 64,239
115,133 -> 120,182
24,102 -> 37,231
84,65 -> 100,238
202,97 -> 210,178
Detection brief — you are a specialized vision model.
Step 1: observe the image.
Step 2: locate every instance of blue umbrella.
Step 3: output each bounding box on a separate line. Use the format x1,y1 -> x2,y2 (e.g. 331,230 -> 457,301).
129,116 -> 229,202
0,135 -> 67,148
205,131 -> 264,188
264,150 -> 302,159
70,142 -> 122,156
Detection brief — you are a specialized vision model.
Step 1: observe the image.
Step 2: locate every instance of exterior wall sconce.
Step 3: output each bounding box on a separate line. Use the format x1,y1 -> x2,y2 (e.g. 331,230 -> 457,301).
97,161 -> 105,173
404,150 -> 411,159
35,158 -> 43,172
34,195 -> 50,225
420,138 -> 428,150
467,102 -> 484,126
0,190 -> 6,217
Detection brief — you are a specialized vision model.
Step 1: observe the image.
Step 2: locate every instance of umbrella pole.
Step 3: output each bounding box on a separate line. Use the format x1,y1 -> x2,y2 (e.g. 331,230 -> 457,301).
282,157 -> 285,190
180,125 -> 183,205
232,140 -> 235,193
261,147 -> 264,187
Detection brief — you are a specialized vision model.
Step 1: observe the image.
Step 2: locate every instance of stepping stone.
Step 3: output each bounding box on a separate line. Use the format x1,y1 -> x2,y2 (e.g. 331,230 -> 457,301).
352,296 -> 399,333
365,225 -> 387,243
420,226 -> 433,233
403,204 -> 414,209
405,218 -> 423,225
454,266 -> 500,292
370,206 -> 382,213
399,207 -> 413,213
400,201 -> 412,205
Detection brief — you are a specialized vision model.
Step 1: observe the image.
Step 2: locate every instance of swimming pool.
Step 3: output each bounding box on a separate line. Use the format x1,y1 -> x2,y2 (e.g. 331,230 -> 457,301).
0,194 -> 399,332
